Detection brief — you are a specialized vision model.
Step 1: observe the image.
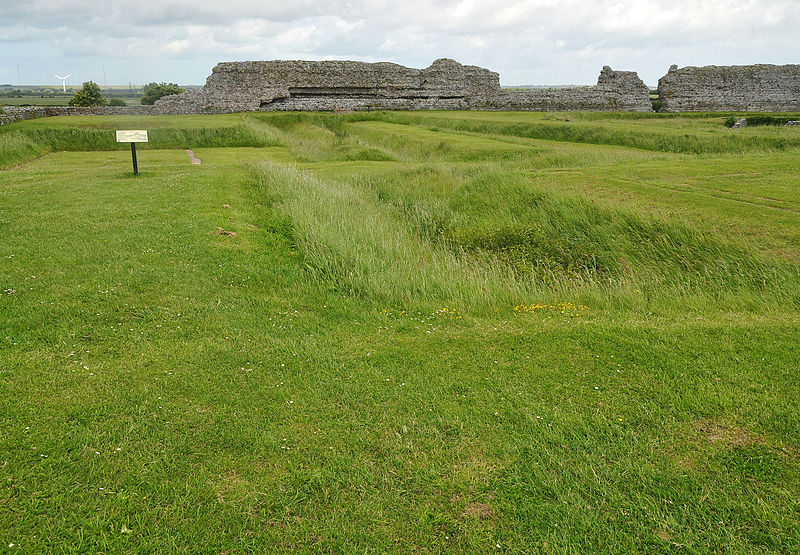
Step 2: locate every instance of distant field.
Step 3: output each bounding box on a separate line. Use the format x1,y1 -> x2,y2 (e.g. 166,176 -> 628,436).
1,96 -> 143,107
1,111 -> 799,551
0,84 -> 178,106
1,96 -> 75,106
0,85 -> 200,107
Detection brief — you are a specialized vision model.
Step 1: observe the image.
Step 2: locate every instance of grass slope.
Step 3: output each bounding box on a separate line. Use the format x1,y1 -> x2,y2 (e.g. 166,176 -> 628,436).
1,112 -> 799,552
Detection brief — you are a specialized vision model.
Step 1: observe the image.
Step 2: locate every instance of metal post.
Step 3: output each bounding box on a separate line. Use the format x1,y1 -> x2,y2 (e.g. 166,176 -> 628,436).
130,142 -> 138,176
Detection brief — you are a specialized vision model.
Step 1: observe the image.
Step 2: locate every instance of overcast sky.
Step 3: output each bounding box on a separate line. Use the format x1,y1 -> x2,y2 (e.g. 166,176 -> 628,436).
1,0 -> 798,88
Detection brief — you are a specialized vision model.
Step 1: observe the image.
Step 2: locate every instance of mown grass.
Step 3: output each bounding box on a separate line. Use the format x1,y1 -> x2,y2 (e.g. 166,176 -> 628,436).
1,111 -> 799,552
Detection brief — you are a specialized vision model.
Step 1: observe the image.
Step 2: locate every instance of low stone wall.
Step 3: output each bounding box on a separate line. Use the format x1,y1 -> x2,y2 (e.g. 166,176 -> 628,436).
471,67 -> 652,112
657,64 -> 800,112
0,105 -> 154,126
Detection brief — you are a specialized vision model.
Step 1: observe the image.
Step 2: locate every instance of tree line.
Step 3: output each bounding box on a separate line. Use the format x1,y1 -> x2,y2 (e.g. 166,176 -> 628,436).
68,82 -> 185,106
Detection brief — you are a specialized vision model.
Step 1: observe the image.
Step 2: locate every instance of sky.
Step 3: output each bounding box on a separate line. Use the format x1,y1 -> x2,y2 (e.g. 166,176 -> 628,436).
1,0 -> 798,88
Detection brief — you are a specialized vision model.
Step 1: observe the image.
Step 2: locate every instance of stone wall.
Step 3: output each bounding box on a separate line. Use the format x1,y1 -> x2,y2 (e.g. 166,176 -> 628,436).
471,67 -> 652,112
154,58 -> 501,113
5,62 -> 800,123
0,105 -> 154,126
657,64 -> 800,112
155,59 -> 652,113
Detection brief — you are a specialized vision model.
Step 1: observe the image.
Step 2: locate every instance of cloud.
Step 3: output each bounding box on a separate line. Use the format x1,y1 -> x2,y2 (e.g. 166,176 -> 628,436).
1,0 -> 798,86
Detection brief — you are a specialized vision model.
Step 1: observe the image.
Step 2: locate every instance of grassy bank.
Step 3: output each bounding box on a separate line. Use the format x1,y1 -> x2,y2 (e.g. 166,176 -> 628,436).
0,114 -> 277,169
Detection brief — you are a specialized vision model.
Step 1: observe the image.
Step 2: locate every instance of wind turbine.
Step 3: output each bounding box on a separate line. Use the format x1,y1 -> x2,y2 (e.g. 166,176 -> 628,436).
54,74 -> 71,92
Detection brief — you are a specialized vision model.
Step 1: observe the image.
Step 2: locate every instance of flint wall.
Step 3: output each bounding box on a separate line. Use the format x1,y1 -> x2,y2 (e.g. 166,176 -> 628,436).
0,105 -> 154,126
154,59 -> 652,114
657,64 -> 800,112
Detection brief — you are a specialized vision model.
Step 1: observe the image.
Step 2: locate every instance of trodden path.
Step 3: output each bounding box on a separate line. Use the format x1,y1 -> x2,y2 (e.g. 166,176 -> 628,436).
186,149 -> 201,164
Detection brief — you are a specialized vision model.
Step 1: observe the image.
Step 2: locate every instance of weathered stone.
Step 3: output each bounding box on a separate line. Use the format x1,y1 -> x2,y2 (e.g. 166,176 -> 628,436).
657,64 -> 800,112
10,60 -> 799,125
470,66 -> 652,112
154,59 -> 651,114
154,58 -> 500,113
0,105 -> 154,126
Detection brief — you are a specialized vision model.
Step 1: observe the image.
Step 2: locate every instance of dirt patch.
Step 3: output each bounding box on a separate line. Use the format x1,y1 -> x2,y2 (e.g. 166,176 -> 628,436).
677,455 -> 695,470
695,420 -> 757,448
186,149 -> 201,165
216,227 -> 237,237
462,502 -> 495,520
212,471 -> 251,504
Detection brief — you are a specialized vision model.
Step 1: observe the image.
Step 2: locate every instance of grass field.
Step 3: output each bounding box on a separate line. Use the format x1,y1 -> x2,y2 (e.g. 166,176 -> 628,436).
1,85 -> 146,107
1,110 -> 799,552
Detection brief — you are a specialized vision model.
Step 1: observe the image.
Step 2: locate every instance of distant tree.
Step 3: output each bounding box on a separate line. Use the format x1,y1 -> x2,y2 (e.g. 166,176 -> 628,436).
108,98 -> 127,106
69,81 -> 107,107
140,82 -> 185,105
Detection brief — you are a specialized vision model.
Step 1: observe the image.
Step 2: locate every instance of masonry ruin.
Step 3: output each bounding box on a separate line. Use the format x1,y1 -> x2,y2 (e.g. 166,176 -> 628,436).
152,59 -> 652,114
4,60 -> 800,127
471,67 -> 652,112
657,64 -> 800,112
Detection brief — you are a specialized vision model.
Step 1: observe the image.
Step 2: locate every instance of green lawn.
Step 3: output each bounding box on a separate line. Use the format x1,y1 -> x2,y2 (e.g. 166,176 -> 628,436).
1,112 -> 799,552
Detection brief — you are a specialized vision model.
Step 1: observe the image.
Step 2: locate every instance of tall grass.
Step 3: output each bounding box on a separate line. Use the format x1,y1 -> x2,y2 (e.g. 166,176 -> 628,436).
0,132 -> 49,168
363,165 -> 798,299
250,162 -> 527,310
252,161 -> 799,313
245,114 -> 396,162
351,112 -> 800,154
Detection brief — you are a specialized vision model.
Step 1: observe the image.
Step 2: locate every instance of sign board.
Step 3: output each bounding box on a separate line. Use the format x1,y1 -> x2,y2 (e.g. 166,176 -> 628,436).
116,130 -> 148,143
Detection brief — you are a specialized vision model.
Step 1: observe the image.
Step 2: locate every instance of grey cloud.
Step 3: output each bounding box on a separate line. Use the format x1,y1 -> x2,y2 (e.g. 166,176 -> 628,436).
1,0 -> 798,86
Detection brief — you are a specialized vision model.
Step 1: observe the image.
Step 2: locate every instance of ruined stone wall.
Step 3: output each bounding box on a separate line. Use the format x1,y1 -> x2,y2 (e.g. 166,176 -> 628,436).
657,64 -> 800,112
154,58 -> 500,113
7,62 -> 800,124
155,60 -> 652,113
0,105 -> 154,126
471,67 -> 652,112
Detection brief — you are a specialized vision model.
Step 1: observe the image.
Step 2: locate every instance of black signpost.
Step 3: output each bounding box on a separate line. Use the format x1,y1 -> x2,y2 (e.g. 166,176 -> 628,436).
115,130 -> 148,175
130,142 -> 139,175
